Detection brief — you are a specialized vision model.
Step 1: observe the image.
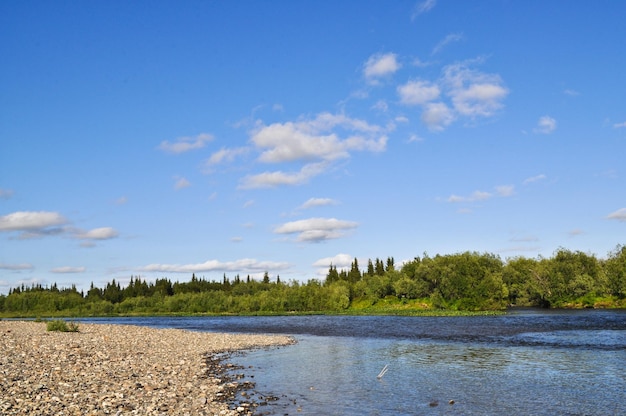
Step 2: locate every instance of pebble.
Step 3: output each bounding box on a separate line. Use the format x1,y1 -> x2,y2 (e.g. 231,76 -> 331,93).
0,321 -> 293,415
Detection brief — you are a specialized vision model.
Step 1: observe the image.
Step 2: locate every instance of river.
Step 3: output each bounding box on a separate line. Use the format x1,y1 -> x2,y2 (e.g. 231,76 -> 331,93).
81,309 -> 626,415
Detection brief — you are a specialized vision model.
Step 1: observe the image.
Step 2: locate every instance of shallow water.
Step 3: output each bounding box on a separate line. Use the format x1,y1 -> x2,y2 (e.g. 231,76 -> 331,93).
82,309 -> 626,415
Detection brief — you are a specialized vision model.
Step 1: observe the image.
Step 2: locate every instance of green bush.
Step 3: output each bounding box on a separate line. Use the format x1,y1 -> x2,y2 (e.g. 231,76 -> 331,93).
46,319 -> 79,332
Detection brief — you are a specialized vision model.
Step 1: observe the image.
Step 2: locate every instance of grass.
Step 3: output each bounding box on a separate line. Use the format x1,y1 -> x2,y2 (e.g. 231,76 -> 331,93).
46,319 -> 80,332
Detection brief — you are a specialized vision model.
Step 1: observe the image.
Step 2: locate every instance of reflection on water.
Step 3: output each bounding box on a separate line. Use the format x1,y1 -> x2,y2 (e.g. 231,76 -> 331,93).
79,310 -> 626,415
238,334 -> 625,415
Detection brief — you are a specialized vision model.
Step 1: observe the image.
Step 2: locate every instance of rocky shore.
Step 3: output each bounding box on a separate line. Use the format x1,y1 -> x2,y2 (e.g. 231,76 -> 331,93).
0,320 -> 294,415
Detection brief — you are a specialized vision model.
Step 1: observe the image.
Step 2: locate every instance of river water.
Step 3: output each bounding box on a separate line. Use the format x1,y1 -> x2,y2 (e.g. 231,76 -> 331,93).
82,309 -> 626,415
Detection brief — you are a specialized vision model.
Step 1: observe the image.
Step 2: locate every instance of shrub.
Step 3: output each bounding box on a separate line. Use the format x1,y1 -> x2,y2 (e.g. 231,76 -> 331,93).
46,319 -> 79,332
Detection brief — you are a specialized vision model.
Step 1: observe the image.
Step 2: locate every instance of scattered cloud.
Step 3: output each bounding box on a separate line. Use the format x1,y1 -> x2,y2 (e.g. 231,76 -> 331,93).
447,190 -> 492,203
447,185 -> 514,204
139,258 -> 290,274
238,162 -> 330,189
51,266 -> 86,273
372,100 -> 389,112
421,102 -> 456,131
174,176 -> 191,190
363,53 -> 401,84
274,217 -> 358,242
563,89 -> 580,96
411,0 -> 437,20
251,113 -> 387,163
235,113 -> 388,189
613,121 -> 626,129
158,133 -> 213,154
398,80 -> 440,105
606,208 -> 626,222
0,211 -> 68,238
230,236 -> 243,243
408,134 -> 424,143
397,60 -> 508,131
115,196 -> 128,205
523,174 -> 547,185
75,227 -> 119,240
0,211 -> 118,244
0,188 -> 14,199
299,198 -> 338,210
204,147 -> 249,171
509,235 -> 539,243
442,62 -> 508,118
313,253 -> 354,269
243,200 -> 255,208
0,262 -> 34,271
534,116 -> 557,134
495,185 -> 515,197
568,229 -> 584,237
432,33 -> 464,55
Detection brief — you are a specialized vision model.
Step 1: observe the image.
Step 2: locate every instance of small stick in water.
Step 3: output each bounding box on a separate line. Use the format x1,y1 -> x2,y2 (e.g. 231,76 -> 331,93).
377,364 -> 389,379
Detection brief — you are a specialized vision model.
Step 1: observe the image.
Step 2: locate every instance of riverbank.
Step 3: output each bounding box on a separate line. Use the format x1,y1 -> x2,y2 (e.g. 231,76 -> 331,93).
0,321 -> 294,415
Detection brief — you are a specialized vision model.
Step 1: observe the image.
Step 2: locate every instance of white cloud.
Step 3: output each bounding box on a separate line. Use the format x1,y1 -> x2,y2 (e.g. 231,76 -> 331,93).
432,33 -> 464,55
174,177 -> 191,190
534,116 -> 557,134
606,208 -> 626,222
274,217 -> 358,243
0,188 -> 14,199
158,133 -> 213,154
0,211 -> 68,232
51,266 -> 86,273
523,174 -> 547,185
564,89 -> 580,96
421,102 -> 455,131
408,134 -> 424,143
363,53 -> 401,83
448,185 -> 514,203
300,198 -> 338,209
442,63 -> 508,118
397,60 -> 508,131
397,80 -> 440,105
509,235 -> 539,243
205,147 -> 249,168
372,100 -> 389,112
75,227 -> 119,240
313,253 -> 354,269
447,190 -> 492,203
251,113 -> 386,163
568,229 -> 584,237
613,121 -> 626,129
230,236 -> 243,243
411,0 -> 437,20
495,185 -> 515,197
115,196 -> 128,205
140,258 -> 290,274
238,162 -> 329,189
0,262 -> 34,271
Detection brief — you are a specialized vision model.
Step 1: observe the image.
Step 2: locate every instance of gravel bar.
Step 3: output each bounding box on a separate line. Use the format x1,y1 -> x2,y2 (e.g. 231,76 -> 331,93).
0,321 -> 294,415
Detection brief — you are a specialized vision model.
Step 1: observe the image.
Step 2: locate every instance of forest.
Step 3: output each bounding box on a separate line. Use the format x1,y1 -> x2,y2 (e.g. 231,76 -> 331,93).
1,245 -> 625,317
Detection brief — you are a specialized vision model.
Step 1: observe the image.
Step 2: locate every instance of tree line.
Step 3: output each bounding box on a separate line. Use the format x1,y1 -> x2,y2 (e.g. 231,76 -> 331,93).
1,245 -> 625,316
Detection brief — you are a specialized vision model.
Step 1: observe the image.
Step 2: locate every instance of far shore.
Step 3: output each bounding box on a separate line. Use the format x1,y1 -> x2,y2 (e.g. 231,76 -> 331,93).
0,320 -> 294,415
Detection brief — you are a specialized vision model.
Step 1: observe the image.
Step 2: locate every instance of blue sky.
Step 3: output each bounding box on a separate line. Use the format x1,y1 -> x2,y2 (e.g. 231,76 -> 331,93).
1,0 -> 625,293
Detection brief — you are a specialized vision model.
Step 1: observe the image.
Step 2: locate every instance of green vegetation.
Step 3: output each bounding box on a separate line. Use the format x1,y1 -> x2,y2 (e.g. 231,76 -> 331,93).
1,245 -> 625,317
46,319 -> 79,332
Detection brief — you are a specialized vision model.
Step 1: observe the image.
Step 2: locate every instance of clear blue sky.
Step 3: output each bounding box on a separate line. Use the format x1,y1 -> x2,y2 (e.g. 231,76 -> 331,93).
1,0 -> 625,293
